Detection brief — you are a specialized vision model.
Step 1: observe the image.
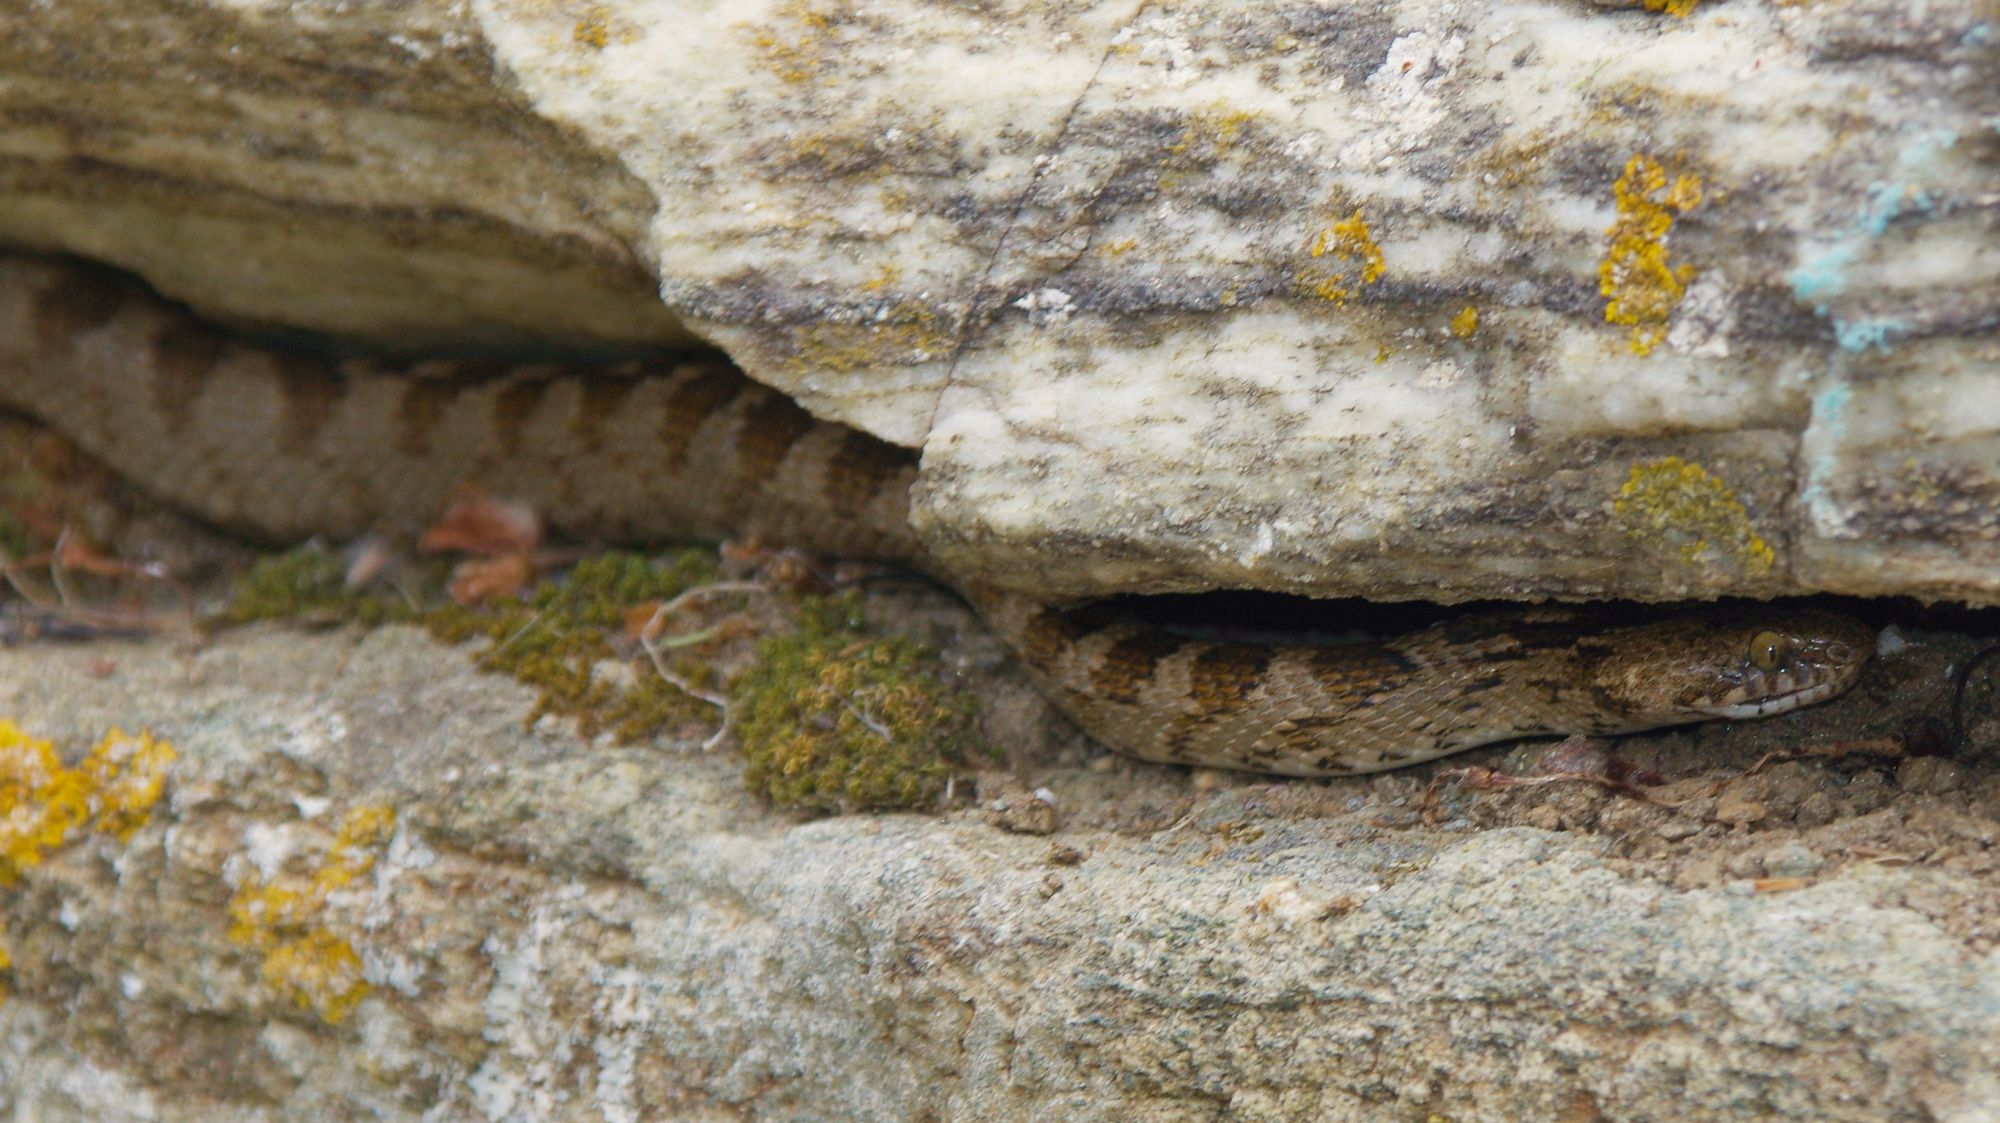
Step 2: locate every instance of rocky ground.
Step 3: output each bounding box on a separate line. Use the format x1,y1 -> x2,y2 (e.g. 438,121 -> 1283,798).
2,415 -> 1998,1122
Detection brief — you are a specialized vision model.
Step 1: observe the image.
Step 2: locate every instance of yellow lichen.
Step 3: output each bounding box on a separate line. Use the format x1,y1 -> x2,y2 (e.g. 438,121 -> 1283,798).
1163,108 -> 1257,166
860,263 -> 900,292
79,729 -> 178,842
573,7 -> 610,49
1297,209 -> 1386,306
228,804 -> 396,1025
0,722 -> 174,1005
1614,457 -> 1776,575
750,2 -> 835,83
1642,0 -> 1700,15
787,298 -> 957,376
1600,154 -> 1703,355
1450,305 -> 1479,338
1,722 -> 174,884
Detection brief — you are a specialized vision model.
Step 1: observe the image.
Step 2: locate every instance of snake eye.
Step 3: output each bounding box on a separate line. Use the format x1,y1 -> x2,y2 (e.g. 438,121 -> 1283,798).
1749,630 -> 1789,672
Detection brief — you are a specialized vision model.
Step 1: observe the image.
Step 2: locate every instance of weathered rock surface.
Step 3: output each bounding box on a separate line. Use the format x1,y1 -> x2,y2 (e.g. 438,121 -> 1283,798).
4,622 -> 2000,1123
2,0 -> 1995,605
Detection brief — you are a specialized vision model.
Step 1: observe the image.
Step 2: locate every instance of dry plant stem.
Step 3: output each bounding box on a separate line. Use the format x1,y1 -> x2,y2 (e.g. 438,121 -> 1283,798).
1419,765 -> 1677,823
644,581 -> 768,630
1,531 -> 197,637
477,606 -> 551,666
836,695 -> 894,743
636,580 -> 769,753
1736,737 -> 1909,780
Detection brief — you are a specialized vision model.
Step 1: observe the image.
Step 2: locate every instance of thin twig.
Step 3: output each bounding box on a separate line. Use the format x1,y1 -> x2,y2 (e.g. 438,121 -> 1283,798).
2,533 -> 199,639
477,606 -> 550,664
1419,765 -> 1676,822
837,694 -> 894,743
626,579 -> 771,753
637,625 -> 734,752
636,581 -> 768,641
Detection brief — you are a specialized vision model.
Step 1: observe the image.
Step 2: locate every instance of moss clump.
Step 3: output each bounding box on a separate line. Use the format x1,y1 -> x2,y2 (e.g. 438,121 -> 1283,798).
0,511 -> 33,562
735,594 -> 980,815
225,544 -> 416,627
422,549 -> 723,742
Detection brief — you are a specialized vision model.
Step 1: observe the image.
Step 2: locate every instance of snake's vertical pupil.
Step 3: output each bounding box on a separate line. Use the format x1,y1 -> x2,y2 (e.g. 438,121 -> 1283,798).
1750,630 -> 1788,672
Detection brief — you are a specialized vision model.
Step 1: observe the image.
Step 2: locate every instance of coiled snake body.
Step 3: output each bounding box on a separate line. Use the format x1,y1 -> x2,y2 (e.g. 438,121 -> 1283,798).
0,256 -> 1874,776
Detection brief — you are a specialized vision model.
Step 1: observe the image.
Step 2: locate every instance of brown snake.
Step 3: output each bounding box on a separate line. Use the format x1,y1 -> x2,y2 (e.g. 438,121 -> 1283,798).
0,254 -> 1874,776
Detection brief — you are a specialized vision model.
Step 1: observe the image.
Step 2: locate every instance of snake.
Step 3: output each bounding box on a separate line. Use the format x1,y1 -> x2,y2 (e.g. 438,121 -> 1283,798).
0,253 -> 1875,776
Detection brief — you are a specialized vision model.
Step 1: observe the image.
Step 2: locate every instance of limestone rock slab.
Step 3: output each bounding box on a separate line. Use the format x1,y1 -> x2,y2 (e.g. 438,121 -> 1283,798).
1,0 -> 1996,603
3,627 -> 1998,1121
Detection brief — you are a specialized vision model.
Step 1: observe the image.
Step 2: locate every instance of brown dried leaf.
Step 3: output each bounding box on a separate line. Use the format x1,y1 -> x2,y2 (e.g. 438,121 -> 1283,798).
420,487 -> 543,558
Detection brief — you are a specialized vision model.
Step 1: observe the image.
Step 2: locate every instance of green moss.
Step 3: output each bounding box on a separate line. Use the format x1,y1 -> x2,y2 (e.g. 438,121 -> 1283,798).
0,511 -> 33,561
224,544 -> 982,805
421,548 -> 722,742
225,544 -> 416,627
735,594 -> 980,815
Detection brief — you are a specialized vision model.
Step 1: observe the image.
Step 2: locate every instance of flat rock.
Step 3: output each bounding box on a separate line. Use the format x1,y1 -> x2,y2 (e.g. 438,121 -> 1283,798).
1,0 -> 1994,604
2,622 -> 1999,1121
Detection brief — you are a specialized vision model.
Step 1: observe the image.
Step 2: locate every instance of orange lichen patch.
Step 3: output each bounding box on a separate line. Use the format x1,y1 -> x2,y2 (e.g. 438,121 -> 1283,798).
1297,209 -> 1386,306
1,721 -> 175,884
1600,154 -> 1703,355
1614,457 -> 1776,575
1450,305 -> 1479,338
227,804 -> 396,1025
1642,0 -> 1700,15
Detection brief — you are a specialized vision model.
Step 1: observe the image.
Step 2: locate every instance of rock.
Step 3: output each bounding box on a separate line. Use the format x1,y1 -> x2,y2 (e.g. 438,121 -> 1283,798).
1714,792 -> 1768,827
1898,755 -> 1969,797
979,774 -> 1062,834
1761,840 -> 1825,879
1,1 -> 1995,605
4,627 -> 2000,1121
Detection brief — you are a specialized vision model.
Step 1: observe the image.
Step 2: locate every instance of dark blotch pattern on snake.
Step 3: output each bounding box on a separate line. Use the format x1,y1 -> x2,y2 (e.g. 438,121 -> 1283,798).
0,255 -> 1875,776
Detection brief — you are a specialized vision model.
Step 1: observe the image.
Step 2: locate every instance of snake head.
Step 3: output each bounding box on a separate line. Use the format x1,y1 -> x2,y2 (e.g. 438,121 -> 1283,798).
1595,608 -> 1877,724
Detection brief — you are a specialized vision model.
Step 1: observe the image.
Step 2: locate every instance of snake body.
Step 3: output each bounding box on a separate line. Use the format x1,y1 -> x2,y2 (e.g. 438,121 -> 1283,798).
0,255 -> 1874,776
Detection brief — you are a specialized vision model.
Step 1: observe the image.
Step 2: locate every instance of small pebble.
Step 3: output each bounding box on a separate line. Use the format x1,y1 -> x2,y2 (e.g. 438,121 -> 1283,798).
1533,735 -> 1611,777
1875,624 -> 1907,657
1656,820 -> 1701,841
1897,756 -> 1965,796
1762,841 -> 1824,878
1714,793 -> 1767,826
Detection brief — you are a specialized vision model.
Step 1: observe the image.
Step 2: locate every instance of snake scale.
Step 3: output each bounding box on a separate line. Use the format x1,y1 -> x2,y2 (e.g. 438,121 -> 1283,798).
0,254 -> 1874,776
